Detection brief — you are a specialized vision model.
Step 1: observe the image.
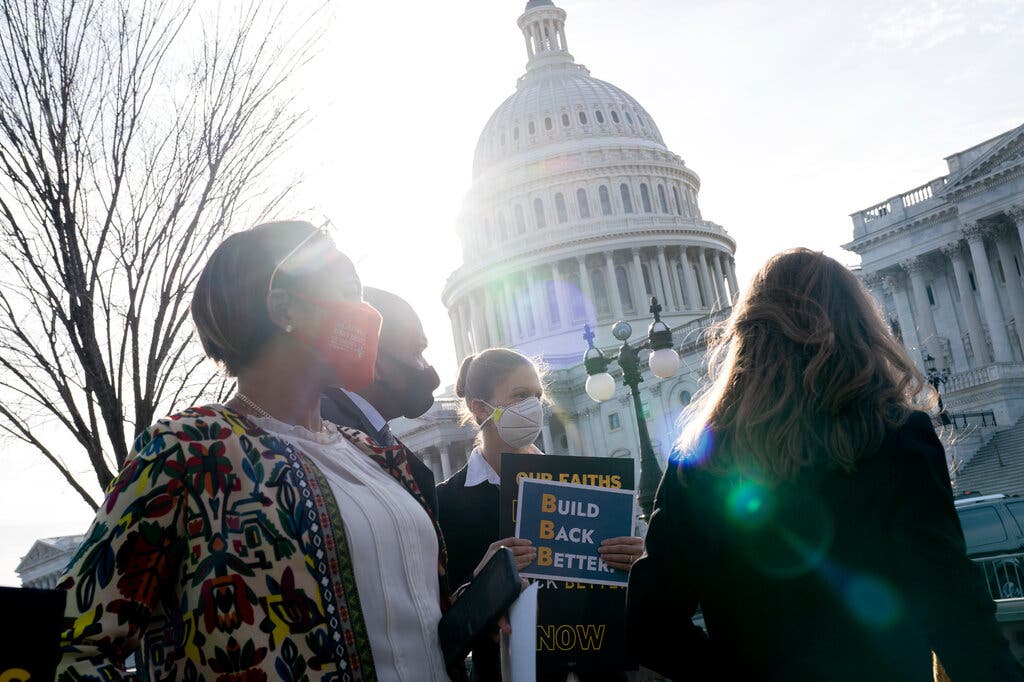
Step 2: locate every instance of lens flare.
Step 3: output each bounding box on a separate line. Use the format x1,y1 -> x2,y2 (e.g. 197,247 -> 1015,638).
726,480 -> 769,528
678,426 -> 714,468
844,574 -> 903,630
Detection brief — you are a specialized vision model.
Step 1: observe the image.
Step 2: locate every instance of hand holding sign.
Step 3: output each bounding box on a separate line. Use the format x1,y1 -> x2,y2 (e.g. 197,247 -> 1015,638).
476,537 -> 538,577
598,536 -> 644,572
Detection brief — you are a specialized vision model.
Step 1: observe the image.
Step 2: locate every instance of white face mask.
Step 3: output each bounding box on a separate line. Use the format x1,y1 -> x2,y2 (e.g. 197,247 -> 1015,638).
481,397 -> 544,449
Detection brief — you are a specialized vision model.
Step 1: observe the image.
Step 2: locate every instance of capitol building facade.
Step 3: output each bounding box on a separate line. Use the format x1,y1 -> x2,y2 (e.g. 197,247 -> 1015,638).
394,0 -> 739,483
845,122 -> 1024,485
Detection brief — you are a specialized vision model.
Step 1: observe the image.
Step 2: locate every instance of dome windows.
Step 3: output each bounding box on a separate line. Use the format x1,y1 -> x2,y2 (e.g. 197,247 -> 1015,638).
578,112 -> 588,124
529,121 -> 536,135
561,113 -> 570,127
599,185 -> 612,215
640,183 -> 653,213
658,185 -> 669,213
595,110 -> 604,124
610,110 -> 620,123
672,186 -> 684,216
544,117 -> 553,131
620,184 -> 634,214
555,193 -> 568,223
534,198 -> 547,228
625,111 -> 634,125
513,127 -> 520,141
576,189 -> 591,219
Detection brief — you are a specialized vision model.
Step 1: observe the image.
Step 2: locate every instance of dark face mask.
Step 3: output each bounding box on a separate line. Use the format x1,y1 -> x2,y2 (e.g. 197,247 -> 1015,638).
379,354 -> 440,419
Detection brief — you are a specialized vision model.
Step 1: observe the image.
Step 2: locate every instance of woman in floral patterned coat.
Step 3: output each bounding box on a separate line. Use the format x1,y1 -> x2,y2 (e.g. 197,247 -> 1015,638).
57,220 -> 460,681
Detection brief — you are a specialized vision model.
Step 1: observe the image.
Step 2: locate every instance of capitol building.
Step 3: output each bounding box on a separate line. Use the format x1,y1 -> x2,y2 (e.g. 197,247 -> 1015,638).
846,122 -> 1024,492
393,0 -> 739,484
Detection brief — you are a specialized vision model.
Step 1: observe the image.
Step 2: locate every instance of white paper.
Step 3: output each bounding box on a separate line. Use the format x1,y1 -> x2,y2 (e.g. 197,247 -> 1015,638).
500,582 -> 538,682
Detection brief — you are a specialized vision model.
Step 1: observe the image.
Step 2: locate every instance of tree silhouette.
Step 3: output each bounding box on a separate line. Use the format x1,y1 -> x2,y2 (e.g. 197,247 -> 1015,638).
0,0 -> 318,509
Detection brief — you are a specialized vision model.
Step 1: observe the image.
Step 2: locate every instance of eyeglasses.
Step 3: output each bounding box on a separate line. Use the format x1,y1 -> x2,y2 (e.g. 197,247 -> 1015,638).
267,220 -> 333,295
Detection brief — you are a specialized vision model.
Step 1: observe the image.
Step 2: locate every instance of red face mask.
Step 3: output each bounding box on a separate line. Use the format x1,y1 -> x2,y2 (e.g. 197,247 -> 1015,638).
290,295 -> 382,392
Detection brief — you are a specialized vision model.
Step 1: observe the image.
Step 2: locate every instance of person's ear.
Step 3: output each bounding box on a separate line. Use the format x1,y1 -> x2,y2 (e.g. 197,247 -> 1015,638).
470,398 -> 492,425
266,290 -> 296,334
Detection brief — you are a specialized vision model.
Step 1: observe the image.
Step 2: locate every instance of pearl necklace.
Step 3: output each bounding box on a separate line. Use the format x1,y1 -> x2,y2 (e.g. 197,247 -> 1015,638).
234,392 -> 326,433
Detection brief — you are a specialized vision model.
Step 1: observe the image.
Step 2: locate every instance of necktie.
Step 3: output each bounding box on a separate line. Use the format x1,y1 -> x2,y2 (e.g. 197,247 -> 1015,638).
378,423 -> 396,447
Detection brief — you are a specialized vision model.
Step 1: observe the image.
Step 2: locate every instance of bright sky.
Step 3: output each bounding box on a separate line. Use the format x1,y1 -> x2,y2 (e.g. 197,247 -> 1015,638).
2,0 -> 1022,585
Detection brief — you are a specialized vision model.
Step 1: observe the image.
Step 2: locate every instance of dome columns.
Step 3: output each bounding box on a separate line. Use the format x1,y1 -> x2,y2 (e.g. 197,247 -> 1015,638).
447,243 -> 736,361
518,3 -> 572,71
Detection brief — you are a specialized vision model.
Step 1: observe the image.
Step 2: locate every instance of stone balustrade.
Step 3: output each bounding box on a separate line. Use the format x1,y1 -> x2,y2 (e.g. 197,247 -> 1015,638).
947,363 -> 1024,393
851,176 -> 949,237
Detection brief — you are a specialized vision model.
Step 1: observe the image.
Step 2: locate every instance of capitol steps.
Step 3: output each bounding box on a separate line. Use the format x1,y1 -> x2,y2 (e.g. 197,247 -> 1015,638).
952,415 -> 1024,496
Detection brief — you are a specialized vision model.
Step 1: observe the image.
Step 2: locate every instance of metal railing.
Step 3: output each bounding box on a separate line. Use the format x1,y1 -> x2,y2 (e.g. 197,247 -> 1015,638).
973,552 -> 1024,600
946,411 -> 999,430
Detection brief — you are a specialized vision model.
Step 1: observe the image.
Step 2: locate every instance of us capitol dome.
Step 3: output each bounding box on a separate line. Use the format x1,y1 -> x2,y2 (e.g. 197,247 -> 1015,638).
395,0 -> 741,484
442,0 -> 739,364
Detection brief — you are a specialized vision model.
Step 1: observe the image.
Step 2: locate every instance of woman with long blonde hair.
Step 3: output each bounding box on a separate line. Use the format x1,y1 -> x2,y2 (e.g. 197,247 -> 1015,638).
626,248 -> 1021,681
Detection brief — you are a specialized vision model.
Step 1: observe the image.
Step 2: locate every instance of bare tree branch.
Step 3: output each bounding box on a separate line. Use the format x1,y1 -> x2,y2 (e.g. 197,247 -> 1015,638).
0,0 -> 319,507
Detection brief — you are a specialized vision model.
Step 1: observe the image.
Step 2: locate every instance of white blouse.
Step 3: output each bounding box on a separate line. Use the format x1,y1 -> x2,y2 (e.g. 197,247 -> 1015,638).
252,416 -> 448,681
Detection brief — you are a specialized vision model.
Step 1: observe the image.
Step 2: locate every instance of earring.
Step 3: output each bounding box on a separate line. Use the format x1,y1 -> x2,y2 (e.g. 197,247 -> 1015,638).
284,324 -> 294,333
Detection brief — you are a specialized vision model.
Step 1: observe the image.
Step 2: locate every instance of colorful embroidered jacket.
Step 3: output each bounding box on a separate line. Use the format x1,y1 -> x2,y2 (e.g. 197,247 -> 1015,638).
57,405 -> 451,681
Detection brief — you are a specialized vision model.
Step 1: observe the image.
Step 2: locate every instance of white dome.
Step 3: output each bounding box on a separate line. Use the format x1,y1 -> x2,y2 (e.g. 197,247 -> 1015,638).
444,0 -> 740,366
473,66 -> 665,177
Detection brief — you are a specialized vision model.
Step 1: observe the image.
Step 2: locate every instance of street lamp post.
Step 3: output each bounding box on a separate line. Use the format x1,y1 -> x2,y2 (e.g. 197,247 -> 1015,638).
924,353 -> 951,426
582,296 -> 680,520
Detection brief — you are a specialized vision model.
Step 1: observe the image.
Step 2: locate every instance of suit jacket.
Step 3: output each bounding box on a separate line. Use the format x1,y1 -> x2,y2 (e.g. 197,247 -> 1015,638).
58,405 -> 449,681
322,387 -> 440,523
626,411 -> 1024,682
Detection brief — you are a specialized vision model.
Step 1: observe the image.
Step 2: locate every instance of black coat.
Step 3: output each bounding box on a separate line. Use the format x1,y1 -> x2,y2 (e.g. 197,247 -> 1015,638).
626,411 -> 1024,681
436,465 -> 502,682
436,464 -> 500,590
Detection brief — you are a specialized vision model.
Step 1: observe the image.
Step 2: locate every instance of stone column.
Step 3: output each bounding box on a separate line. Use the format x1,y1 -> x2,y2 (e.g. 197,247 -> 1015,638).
656,247 -> 676,310
882,273 -> 924,370
725,255 -> 740,301
631,248 -> 648,311
668,256 -> 684,311
932,267 -> 969,371
550,260 -> 572,328
901,256 -> 943,367
468,293 -> 485,353
565,415 -> 581,456
541,419 -> 555,454
517,275 -> 535,337
449,305 -> 466,361
484,288 -> 500,347
696,248 -> 714,309
526,268 -> 547,335
944,242 -> 991,366
577,255 -> 596,323
604,252 -> 624,319
710,250 -> 728,307
440,444 -> 452,480
681,248 -> 701,310
647,253 -> 667,307
995,231 -> 1024,356
1008,205 -> 1024,255
964,222 -> 1013,362
502,280 -> 521,343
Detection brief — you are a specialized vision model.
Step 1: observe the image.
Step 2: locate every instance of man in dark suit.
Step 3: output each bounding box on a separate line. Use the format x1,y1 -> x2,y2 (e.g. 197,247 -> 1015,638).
321,287 -> 442,515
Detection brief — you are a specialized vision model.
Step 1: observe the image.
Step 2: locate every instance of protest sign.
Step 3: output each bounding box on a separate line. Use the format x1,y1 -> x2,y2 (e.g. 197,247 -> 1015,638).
516,478 -> 634,586
499,453 -> 636,672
